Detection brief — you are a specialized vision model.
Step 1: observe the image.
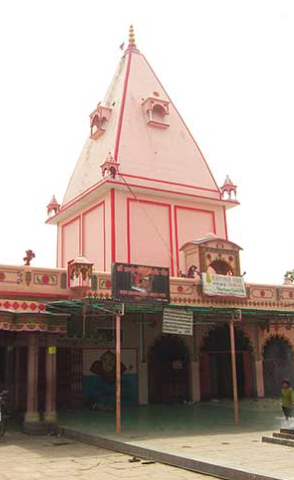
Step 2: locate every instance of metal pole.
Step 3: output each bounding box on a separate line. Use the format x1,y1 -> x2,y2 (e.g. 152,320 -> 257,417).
116,314 -> 121,434
229,320 -> 239,426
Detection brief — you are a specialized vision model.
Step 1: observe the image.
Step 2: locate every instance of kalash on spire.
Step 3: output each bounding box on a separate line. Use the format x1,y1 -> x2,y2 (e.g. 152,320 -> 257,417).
47,24 -> 238,275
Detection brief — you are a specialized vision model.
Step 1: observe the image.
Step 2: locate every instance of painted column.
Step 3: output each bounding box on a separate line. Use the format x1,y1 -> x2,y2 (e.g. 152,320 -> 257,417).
230,321 -> 239,426
255,358 -> 265,398
116,314 -> 121,434
5,338 -> 14,403
138,318 -> 148,405
254,326 -> 264,398
191,361 -> 201,402
24,334 -> 40,425
191,326 -> 201,402
14,346 -> 20,411
44,336 -> 57,424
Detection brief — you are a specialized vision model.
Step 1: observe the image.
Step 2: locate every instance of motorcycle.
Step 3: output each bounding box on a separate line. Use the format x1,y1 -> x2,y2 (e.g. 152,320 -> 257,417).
0,390 -> 8,436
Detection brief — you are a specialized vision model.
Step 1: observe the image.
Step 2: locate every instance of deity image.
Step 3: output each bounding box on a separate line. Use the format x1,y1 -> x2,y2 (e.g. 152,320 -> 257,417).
130,269 -> 154,294
90,350 -> 126,385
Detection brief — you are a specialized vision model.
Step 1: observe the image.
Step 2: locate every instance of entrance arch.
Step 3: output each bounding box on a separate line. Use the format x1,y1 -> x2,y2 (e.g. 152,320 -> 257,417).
148,335 -> 190,404
263,336 -> 294,396
200,326 -> 254,400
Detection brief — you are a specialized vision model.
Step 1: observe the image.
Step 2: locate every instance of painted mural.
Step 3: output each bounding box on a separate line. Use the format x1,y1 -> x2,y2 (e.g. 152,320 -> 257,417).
82,349 -> 138,409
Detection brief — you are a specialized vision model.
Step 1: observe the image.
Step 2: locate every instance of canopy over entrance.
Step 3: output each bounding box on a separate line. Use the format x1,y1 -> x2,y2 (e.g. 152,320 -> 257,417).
46,299 -> 294,326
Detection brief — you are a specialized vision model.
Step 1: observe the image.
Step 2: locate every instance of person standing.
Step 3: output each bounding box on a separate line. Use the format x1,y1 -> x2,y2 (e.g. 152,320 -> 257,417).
281,379 -> 294,422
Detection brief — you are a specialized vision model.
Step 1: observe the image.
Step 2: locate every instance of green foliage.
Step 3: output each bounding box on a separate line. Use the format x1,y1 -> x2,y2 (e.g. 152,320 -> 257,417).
285,270 -> 294,283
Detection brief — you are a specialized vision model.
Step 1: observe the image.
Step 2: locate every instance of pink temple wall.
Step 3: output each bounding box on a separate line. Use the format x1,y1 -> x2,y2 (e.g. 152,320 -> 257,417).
58,188 -> 226,274
82,202 -> 106,271
127,198 -> 173,271
114,189 -> 226,275
58,193 -> 111,271
61,216 -> 80,268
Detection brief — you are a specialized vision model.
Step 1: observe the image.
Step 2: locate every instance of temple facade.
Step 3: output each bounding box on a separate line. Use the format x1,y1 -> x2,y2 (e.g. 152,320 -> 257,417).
1,27 -> 294,432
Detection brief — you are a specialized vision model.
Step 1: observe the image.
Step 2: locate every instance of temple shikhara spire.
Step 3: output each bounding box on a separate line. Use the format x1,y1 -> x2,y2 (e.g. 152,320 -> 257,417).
1,27 -> 294,442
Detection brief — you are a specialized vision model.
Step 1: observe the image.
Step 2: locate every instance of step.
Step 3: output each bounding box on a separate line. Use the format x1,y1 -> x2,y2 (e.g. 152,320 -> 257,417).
273,432 -> 294,440
262,435 -> 294,447
280,428 -> 294,435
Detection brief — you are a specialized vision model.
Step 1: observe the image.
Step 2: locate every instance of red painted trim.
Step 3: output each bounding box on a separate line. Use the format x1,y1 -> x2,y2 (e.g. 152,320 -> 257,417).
168,205 -> 175,276
127,198 -> 174,275
81,201 -> 106,271
61,215 -> 81,268
0,291 -> 70,299
111,189 -> 116,263
56,225 -> 59,268
114,50 -> 133,161
48,175 -> 233,225
223,206 -> 228,240
174,205 -> 216,274
120,173 -> 220,194
103,201 -> 106,271
107,180 -> 238,205
127,198 -> 131,263
174,207 -> 180,275
142,54 -> 220,193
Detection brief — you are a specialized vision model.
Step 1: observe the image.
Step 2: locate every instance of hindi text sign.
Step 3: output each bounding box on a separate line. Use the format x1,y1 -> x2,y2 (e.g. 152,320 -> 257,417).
202,273 -> 247,297
163,308 -> 193,335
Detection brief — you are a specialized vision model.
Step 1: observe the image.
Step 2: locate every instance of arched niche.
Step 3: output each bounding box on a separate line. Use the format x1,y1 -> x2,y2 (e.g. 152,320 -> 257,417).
262,335 -> 294,397
148,334 -> 190,404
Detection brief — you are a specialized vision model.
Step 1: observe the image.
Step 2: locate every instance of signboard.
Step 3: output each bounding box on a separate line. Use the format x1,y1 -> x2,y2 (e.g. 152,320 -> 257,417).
112,263 -> 170,304
202,273 -> 247,297
162,308 -> 193,336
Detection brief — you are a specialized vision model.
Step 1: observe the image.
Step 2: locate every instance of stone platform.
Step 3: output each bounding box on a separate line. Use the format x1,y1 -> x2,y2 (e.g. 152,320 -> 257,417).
57,402 -> 294,480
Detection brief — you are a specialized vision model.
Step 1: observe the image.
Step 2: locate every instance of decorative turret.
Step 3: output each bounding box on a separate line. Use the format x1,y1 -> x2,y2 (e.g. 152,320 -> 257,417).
68,254 -> 94,290
100,152 -> 120,179
47,196 -> 60,217
220,176 -> 237,200
90,104 -> 112,140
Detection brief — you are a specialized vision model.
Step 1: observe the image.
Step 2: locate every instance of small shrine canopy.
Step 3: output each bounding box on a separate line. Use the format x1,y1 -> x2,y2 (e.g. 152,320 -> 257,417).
180,235 -> 242,251
46,299 -> 294,326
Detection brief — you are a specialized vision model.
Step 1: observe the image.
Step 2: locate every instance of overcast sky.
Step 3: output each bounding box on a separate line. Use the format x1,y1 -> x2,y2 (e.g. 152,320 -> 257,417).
0,0 -> 293,284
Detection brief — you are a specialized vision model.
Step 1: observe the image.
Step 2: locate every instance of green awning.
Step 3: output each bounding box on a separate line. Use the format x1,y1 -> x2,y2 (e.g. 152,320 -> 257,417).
46,299 -> 294,325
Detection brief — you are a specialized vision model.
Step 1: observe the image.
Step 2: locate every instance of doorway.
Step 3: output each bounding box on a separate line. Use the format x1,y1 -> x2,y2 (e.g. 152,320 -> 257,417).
148,335 -> 190,404
263,336 -> 294,397
200,326 -> 254,400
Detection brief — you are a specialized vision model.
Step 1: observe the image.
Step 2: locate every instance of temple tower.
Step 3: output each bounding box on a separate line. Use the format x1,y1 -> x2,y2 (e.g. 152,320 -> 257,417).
47,26 -> 238,275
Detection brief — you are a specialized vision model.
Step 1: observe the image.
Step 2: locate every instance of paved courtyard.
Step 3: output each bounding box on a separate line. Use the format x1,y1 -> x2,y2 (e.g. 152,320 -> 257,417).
0,430 -> 217,480
59,401 -> 294,480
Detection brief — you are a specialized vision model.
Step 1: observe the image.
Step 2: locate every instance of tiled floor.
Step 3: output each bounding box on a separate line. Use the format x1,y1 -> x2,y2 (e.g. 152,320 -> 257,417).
0,430 -> 216,480
59,402 -> 294,480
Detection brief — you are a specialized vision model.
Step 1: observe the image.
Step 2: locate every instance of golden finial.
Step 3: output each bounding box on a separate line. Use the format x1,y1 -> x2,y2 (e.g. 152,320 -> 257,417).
129,24 -> 135,44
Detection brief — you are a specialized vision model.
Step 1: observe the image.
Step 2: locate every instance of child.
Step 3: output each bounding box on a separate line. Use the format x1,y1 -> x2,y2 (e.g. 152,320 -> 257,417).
281,379 -> 294,421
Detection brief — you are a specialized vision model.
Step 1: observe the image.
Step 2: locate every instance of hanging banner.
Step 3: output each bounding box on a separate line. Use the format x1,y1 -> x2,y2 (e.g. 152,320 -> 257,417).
202,273 -> 247,297
162,308 -> 193,335
112,263 -> 170,304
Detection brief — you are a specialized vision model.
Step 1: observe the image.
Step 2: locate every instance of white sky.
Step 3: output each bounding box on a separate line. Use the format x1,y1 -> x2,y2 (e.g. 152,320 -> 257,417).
0,0 -> 293,285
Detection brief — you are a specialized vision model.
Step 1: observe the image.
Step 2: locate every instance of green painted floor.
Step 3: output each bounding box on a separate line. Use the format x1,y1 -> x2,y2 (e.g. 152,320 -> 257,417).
59,401 -> 287,439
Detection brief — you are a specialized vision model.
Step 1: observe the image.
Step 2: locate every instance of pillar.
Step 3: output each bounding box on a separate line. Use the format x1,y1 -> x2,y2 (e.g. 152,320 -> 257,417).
24,334 -> 40,426
191,325 -> 201,402
44,336 -> 57,424
138,362 -> 148,405
14,346 -> 20,411
138,318 -> 148,405
191,360 -> 201,402
254,326 -> 264,398
255,358 -> 265,398
4,337 -> 14,403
